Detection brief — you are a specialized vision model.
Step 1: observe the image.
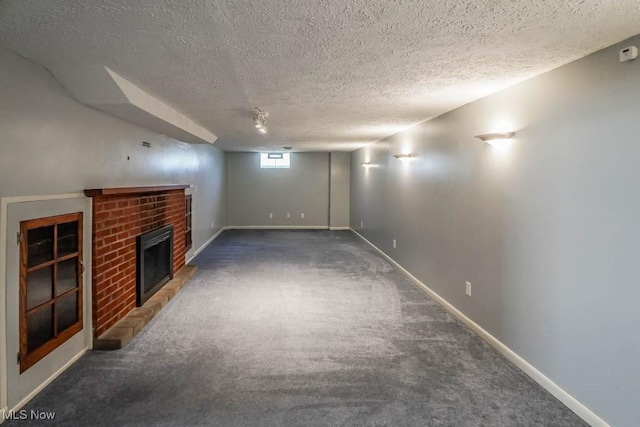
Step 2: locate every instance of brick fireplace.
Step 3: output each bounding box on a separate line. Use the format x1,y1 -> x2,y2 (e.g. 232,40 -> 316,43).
84,185 -> 188,337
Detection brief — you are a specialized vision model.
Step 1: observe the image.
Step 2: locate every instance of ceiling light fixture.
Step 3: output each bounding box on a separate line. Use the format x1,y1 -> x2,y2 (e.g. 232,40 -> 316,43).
282,146 -> 292,150
474,132 -> 516,149
360,162 -> 378,168
393,153 -> 415,160
253,108 -> 268,134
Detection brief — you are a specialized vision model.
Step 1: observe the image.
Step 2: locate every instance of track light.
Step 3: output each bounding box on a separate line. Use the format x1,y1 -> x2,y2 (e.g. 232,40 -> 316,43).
393,153 -> 415,160
253,108 -> 268,134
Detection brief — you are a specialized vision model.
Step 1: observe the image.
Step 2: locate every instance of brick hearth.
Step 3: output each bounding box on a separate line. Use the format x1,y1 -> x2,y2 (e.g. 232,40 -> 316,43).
85,186 -> 188,337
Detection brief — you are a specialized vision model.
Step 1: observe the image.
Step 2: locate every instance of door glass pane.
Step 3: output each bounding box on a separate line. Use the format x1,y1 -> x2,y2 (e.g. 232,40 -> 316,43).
27,306 -> 53,352
57,292 -> 78,333
57,221 -> 79,257
27,266 -> 53,310
27,225 -> 54,267
57,257 -> 78,295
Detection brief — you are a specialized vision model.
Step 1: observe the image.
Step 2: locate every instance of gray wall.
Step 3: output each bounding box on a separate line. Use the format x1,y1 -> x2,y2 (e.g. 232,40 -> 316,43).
329,152 -> 350,229
0,46 -> 226,408
351,35 -> 640,426
226,152 -> 330,227
0,47 -> 227,255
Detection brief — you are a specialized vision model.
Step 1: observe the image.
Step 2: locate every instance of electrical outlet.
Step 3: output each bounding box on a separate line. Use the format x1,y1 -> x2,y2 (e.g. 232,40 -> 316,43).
392,239 -> 397,249
287,212 -> 291,218
360,220 -> 364,228
465,281 -> 472,296
269,213 -> 273,219
301,213 -> 305,218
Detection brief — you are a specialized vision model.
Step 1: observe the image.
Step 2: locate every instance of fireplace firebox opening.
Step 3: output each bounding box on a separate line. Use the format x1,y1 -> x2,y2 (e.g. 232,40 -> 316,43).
136,225 -> 174,306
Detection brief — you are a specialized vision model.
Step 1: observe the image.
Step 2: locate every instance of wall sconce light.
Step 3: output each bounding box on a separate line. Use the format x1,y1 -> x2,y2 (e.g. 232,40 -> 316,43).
393,153 -> 415,160
360,162 -> 378,168
474,132 -> 516,149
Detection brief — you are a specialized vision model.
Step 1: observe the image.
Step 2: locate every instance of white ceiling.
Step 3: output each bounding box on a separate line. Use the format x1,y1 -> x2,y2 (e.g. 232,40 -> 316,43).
1,1 -> 639,152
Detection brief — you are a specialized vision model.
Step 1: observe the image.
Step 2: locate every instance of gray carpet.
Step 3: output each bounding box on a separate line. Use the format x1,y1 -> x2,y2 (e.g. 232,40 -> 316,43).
9,230 -> 585,426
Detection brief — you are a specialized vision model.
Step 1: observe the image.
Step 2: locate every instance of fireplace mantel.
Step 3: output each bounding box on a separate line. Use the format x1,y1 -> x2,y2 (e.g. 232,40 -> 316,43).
84,185 -> 189,198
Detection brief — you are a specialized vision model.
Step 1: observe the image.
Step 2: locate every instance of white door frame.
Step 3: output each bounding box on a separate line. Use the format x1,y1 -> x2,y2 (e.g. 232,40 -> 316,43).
0,193 -> 90,413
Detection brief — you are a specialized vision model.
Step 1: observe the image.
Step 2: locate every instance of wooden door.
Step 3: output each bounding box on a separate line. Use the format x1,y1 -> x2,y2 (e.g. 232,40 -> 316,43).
19,212 -> 83,373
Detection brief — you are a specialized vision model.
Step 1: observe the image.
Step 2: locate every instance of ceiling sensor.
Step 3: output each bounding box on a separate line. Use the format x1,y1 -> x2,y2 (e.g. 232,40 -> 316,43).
620,46 -> 638,62
253,108 -> 268,133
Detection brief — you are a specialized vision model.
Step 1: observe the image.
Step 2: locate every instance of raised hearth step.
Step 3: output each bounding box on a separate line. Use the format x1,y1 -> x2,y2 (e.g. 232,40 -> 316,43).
93,264 -> 198,350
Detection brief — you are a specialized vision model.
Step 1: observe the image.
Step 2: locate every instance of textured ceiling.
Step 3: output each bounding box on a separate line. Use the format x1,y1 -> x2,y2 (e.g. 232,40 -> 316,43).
1,1 -> 639,151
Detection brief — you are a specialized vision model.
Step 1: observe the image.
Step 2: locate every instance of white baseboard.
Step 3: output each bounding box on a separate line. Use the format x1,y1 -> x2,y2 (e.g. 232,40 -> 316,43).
329,226 -> 350,230
226,225 -> 329,230
7,347 -> 88,418
186,227 -> 226,264
350,229 -> 609,427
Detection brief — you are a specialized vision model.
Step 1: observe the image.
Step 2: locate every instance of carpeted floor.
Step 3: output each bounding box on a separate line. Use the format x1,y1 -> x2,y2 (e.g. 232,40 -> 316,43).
8,230 -> 585,426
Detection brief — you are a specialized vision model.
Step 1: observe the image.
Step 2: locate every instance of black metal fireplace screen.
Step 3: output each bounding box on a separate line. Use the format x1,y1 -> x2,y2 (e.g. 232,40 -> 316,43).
136,225 -> 174,306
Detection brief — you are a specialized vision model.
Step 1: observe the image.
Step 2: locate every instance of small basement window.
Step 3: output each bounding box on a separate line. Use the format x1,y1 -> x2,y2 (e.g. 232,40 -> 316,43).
260,153 -> 290,169
185,194 -> 193,251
